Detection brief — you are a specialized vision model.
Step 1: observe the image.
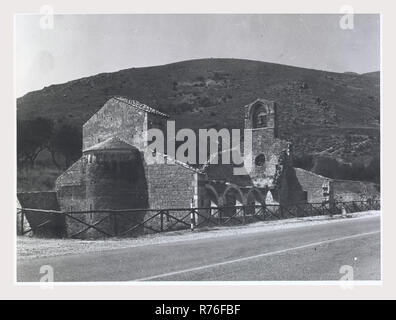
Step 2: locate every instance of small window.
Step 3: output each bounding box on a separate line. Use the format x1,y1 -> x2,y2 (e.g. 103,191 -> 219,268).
255,154 -> 266,167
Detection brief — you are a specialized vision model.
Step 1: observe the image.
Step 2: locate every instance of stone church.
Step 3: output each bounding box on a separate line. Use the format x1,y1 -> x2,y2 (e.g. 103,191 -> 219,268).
17,96 -> 380,238
55,97 -> 309,213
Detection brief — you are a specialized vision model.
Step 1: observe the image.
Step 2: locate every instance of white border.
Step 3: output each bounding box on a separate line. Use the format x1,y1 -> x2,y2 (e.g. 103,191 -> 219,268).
2,0 -> 393,299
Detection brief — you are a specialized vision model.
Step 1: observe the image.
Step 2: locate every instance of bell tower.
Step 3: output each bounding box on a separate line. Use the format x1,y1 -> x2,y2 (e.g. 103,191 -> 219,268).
243,99 -> 284,187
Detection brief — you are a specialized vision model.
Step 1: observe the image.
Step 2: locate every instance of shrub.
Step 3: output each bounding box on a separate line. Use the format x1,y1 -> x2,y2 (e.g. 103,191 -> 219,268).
312,156 -> 380,183
293,154 -> 314,170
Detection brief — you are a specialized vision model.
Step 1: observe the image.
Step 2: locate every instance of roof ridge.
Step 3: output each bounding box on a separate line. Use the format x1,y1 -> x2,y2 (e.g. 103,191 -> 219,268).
55,158 -> 84,185
83,136 -> 135,152
146,147 -> 204,174
113,96 -> 169,118
294,167 -> 332,180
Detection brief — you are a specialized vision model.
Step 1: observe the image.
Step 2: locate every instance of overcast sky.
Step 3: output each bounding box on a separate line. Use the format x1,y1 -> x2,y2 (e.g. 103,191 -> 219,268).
15,14 -> 380,97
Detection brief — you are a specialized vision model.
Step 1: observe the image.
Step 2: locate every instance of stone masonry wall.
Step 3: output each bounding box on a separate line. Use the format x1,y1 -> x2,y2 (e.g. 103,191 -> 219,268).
142,161 -> 198,232
332,180 -> 380,202
17,191 -> 65,237
55,158 -> 87,212
251,131 -> 289,186
145,162 -> 197,209
83,98 -> 148,151
294,168 -> 328,203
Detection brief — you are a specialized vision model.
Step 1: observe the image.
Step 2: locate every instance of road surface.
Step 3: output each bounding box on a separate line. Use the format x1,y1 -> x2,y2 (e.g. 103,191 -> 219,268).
17,215 -> 380,282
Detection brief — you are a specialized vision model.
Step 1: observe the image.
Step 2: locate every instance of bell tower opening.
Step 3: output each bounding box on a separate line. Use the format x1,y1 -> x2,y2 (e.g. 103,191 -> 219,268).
252,106 -> 269,129
256,112 -> 268,128
245,99 -> 277,136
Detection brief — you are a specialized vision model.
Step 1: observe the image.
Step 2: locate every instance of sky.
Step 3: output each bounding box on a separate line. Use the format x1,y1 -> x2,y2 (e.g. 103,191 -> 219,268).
15,14 -> 380,97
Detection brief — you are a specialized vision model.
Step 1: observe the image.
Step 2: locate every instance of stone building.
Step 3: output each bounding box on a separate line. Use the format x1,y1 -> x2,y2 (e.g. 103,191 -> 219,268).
17,96 -> 380,238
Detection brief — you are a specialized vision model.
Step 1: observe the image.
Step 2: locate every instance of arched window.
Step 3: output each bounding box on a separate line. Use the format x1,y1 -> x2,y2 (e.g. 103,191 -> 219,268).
255,154 -> 266,167
222,185 -> 244,217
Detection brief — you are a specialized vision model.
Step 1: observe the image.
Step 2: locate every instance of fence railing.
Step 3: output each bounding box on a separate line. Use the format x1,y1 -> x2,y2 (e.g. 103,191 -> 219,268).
17,199 -> 380,239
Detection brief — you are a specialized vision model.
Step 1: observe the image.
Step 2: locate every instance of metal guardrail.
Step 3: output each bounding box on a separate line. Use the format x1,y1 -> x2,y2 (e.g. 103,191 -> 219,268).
17,199 -> 380,238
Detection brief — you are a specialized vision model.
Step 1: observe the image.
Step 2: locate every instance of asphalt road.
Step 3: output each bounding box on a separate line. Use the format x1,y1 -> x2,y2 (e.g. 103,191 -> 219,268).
17,215 -> 380,282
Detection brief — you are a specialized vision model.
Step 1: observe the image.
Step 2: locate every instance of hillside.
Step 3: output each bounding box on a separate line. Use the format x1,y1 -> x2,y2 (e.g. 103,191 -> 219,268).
17,58 -> 380,165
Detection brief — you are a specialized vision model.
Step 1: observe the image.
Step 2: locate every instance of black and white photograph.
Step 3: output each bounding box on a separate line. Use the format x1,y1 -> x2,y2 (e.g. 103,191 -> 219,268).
15,12 -> 381,283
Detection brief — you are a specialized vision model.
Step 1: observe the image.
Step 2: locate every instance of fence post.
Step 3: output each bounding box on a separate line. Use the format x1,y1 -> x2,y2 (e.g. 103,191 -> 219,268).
20,209 -> 24,235
190,210 -> 195,231
341,204 -> 347,216
113,212 -> 118,236
242,207 -> 246,224
160,211 -> 164,232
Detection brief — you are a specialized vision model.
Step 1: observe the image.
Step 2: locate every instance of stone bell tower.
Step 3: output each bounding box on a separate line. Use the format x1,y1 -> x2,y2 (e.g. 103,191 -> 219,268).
243,99 -> 288,188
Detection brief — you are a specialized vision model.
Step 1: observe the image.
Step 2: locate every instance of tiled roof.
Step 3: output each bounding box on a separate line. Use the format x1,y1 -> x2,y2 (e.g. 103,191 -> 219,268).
113,96 -> 169,118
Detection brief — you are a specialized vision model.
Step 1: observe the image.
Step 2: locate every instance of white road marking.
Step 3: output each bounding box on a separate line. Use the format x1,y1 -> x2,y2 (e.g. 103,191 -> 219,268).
132,230 -> 380,281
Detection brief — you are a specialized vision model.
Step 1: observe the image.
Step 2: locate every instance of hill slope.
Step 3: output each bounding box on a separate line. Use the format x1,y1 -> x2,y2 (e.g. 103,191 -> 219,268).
17,58 -> 380,164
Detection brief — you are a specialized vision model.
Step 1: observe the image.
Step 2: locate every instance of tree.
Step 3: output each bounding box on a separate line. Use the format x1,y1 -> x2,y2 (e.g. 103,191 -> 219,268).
365,156 -> 380,183
312,156 -> 340,179
350,162 -> 366,181
292,154 -> 314,170
50,124 -> 82,167
312,156 -> 380,183
17,117 -> 54,167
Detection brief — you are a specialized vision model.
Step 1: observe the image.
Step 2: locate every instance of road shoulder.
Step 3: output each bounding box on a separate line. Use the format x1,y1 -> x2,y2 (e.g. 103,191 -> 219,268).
17,210 -> 380,261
